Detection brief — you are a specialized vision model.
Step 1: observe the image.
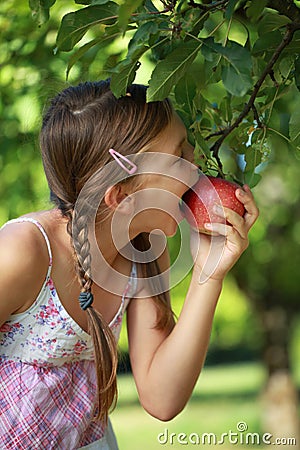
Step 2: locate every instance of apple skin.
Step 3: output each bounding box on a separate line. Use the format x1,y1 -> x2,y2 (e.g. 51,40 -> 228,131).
182,175 -> 245,234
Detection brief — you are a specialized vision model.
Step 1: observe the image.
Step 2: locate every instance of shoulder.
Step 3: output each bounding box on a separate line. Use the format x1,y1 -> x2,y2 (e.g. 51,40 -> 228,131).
0,219 -> 50,322
0,219 -> 49,268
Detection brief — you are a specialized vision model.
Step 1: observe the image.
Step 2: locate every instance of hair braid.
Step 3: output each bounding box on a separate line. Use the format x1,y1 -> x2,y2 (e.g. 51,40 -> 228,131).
66,204 -> 118,423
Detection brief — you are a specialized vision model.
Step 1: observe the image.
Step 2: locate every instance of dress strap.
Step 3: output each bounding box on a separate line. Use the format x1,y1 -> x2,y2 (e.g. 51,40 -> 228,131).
130,261 -> 137,282
126,261 -> 138,299
2,217 -> 53,277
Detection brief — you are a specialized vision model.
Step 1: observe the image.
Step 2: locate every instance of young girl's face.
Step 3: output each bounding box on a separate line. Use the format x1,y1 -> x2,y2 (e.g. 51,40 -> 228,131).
131,113 -> 199,237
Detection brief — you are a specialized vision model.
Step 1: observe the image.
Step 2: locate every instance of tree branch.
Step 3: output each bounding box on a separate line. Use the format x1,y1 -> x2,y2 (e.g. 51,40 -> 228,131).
252,104 -> 263,128
188,0 -> 228,11
267,0 -> 300,22
207,22 -> 300,165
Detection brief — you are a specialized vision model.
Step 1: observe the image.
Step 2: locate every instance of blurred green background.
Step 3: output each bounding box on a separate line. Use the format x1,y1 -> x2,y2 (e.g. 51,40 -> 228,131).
0,1 -> 299,448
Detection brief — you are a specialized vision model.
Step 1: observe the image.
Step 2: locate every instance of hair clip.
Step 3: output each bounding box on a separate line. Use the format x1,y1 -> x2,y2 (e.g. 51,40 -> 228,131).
108,148 -> 137,175
79,291 -> 94,310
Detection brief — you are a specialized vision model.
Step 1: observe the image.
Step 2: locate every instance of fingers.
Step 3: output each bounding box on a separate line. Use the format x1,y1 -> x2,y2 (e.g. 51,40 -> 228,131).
204,205 -> 246,240
204,184 -> 259,242
204,220 -> 241,238
236,185 -> 259,229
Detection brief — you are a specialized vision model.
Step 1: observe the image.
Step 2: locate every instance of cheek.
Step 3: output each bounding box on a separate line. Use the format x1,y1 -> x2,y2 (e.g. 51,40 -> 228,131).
134,188 -> 179,222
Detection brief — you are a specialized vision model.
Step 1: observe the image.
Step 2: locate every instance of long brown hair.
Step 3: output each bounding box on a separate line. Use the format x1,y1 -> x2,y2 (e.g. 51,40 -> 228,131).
40,80 -> 174,423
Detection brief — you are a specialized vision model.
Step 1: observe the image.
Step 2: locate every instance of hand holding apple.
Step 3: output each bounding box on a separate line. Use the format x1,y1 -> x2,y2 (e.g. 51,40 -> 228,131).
182,175 -> 245,234
182,176 -> 259,283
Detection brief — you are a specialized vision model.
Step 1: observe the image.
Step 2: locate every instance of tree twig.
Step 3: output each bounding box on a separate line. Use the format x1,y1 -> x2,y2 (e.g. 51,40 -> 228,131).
252,104 -> 263,128
207,22 -> 300,165
267,0 -> 300,22
188,0 -> 228,11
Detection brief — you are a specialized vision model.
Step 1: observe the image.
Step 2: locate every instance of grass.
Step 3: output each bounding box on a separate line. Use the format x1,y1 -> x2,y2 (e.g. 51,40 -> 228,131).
110,362 -> 277,450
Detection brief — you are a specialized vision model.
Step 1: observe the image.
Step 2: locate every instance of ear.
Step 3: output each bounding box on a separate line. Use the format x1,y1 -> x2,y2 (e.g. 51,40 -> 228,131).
104,185 -> 134,215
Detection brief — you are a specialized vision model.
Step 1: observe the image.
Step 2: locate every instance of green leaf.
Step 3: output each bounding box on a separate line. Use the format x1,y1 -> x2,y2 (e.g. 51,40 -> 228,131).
174,76 -> 196,115
147,40 -> 201,102
202,38 -> 252,97
118,0 -> 145,32
289,108 -> 300,147
75,0 -> 111,4
221,64 -> 252,97
66,38 -> 102,78
110,45 -> 147,97
284,30 -> 300,53
258,12 -> 291,35
225,0 -> 239,19
29,0 -> 56,25
144,0 -> 159,13
246,0 -> 268,22
151,36 -> 178,63
244,144 -> 263,173
201,39 -> 221,64
294,0 -> 300,8
109,20 -> 165,97
294,56 -> 300,91
228,130 -> 248,155
194,131 -> 211,159
128,20 -> 158,49
56,2 -> 118,52
252,30 -> 283,55
244,172 -> 262,188
219,96 -> 232,123
110,59 -> 142,98
181,8 -> 206,37
279,55 -> 294,79
66,29 -> 119,78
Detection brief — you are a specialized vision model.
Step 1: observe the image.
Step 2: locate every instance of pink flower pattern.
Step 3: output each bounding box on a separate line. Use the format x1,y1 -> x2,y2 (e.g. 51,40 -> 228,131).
0,322 -> 24,347
0,217 -> 137,449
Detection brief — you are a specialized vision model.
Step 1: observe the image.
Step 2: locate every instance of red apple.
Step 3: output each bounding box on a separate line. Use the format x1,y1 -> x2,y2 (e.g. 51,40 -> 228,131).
182,175 -> 245,234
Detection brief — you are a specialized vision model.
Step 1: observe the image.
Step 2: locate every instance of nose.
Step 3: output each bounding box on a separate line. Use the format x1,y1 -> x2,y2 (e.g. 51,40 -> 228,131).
186,154 -> 200,187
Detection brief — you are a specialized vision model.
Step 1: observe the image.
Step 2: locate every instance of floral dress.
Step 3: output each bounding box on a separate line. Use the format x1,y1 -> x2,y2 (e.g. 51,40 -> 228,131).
0,218 -> 137,449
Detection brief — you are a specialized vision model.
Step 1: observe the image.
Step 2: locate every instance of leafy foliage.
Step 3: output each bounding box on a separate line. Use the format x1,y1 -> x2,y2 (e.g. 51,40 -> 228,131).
28,0 -> 300,186
55,2 -> 118,51
0,0 -> 108,224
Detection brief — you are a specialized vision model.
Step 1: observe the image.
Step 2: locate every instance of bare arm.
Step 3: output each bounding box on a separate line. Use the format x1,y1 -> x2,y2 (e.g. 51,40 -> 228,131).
127,273 -> 221,421
0,222 -> 49,326
127,186 -> 259,421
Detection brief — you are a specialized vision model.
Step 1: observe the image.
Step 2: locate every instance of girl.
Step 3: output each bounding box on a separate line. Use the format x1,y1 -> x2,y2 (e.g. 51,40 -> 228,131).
0,80 -> 258,449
